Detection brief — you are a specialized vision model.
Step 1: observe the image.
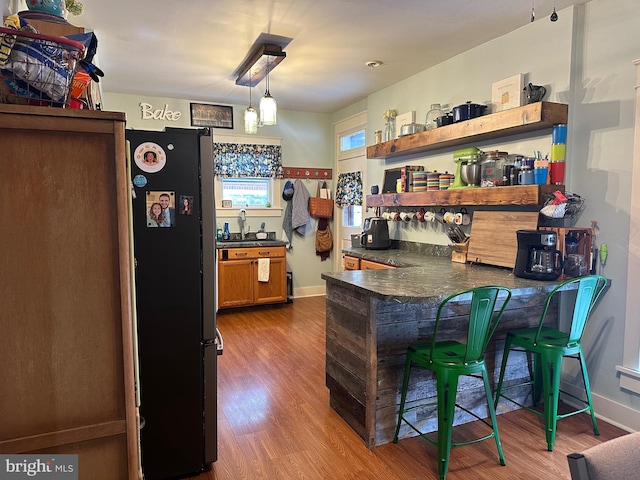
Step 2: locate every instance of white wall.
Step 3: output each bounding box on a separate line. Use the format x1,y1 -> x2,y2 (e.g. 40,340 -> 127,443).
569,0 -> 640,427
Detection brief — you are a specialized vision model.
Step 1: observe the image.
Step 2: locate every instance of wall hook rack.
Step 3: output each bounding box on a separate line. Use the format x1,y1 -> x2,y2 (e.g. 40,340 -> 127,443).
283,167 -> 332,179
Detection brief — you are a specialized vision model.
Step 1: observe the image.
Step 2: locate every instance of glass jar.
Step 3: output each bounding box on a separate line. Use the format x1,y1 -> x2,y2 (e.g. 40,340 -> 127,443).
384,118 -> 396,142
425,103 -> 445,130
481,150 -> 509,187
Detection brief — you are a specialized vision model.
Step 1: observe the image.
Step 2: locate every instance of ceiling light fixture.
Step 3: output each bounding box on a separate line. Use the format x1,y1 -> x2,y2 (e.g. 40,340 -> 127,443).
259,56 -> 277,126
244,73 -> 258,134
235,44 -> 286,87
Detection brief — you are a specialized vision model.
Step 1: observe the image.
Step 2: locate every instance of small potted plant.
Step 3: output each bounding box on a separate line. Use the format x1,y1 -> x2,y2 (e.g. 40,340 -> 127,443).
65,0 -> 83,16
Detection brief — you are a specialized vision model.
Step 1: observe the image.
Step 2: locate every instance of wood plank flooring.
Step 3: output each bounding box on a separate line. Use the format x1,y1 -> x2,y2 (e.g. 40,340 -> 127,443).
198,296 -> 627,480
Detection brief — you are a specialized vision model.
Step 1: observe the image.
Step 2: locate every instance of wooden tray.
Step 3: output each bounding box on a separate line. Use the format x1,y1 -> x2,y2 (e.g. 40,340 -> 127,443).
467,211 -> 539,268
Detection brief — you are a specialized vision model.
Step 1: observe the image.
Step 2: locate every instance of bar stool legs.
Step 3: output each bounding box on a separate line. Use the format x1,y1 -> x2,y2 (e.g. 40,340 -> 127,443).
393,286 -> 511,479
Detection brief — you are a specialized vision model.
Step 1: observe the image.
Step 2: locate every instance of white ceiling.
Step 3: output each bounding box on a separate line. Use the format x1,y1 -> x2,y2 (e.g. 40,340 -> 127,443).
70,0 -> 587,114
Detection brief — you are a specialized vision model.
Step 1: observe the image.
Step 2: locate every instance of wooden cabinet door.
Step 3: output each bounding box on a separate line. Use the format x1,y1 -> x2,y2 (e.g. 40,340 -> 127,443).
218,259 -> 255,308
255,257 -> 287,305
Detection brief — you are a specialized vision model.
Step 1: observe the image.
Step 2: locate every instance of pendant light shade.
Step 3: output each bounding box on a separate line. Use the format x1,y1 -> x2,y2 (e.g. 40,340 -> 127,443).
245,106 -> 258,134
244,79 -> 258,134
259,55 -> 277,126
260,92 -> 277,126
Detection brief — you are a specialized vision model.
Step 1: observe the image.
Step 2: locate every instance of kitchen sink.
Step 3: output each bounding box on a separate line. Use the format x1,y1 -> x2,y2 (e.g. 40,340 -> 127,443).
218,232 -> 278,242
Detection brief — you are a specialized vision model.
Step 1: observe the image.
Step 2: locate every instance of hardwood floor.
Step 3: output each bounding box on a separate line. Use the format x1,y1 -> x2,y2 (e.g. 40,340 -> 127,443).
199,296 -> 627,480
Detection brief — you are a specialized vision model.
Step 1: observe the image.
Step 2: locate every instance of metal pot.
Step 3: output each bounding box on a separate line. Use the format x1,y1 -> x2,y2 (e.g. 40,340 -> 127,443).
452,101 -> 487,123
399,123 -> 426,136
435,114 -> 453,127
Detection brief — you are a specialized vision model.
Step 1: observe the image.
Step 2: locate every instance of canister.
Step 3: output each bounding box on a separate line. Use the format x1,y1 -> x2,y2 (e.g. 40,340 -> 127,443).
439,172 -> 454,190
481,150 -> 508,187
427,171 -> 440,191
412,171 -> 427,192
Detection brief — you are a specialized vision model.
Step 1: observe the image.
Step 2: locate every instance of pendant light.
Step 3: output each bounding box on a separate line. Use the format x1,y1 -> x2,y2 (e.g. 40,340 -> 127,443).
259,56 -> 277,126
244,73 -> 258,134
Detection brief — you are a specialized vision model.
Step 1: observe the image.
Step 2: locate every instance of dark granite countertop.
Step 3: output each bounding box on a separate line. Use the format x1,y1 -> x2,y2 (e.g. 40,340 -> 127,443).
216,240 -> 287,248
322,245 -> 564,304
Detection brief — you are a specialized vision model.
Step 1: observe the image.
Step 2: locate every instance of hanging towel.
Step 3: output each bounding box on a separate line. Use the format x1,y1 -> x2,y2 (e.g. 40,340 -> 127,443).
292,179 -> 311,235
257,258 -> 270,282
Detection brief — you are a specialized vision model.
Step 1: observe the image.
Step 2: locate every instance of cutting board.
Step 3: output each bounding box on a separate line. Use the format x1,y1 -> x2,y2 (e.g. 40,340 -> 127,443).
466,211 -> 539,268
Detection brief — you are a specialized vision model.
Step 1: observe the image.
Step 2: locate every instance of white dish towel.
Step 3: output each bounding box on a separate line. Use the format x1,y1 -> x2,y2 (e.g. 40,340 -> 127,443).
257,258 -> 270,282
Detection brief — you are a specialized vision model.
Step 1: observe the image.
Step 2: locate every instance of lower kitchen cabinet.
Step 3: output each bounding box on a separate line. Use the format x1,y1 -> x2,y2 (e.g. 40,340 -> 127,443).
218,246 -> 287,309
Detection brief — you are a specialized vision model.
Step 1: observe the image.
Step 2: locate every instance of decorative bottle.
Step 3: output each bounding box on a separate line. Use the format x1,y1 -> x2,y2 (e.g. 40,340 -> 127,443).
384,118 -> 395,142
223,222 -> 230,240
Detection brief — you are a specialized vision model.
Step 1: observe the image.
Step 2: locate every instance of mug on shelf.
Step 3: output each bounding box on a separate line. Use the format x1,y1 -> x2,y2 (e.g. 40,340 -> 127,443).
519,168 -> 534,185
443,209 -> 456,224
424,209 -> 436,222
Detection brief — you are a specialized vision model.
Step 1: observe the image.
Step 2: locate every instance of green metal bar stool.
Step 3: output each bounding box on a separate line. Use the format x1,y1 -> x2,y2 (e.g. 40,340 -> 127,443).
393,286 -> 512,480
494,275 -> 608,452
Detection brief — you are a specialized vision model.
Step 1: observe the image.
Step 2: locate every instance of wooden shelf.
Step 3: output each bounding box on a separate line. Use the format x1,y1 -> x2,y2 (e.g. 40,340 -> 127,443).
366,184 -> 564,207
366,102 -> 568,160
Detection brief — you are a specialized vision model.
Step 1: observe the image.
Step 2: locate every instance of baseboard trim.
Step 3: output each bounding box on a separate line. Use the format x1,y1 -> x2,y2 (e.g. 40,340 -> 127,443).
292,285 -> 326,299
561,380 -> 640,432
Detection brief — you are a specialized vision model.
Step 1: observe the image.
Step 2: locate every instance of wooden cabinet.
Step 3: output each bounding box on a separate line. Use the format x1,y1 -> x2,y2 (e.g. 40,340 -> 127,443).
218,259 -> 255,308
218,246 -> 287,309
0,105 -> 140,479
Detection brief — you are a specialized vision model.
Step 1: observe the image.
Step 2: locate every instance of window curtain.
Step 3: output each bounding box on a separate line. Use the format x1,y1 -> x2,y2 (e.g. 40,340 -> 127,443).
213,143 -> 283,178
335,171 -> 363,207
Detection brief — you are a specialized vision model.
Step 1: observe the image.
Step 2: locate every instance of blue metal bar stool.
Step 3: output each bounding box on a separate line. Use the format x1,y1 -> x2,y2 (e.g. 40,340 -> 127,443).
494,275 -> 608,451
393,286 -> 512,480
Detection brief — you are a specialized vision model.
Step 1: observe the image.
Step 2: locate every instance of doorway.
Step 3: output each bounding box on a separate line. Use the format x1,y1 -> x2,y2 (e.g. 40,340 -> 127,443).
334,112 -> 367,272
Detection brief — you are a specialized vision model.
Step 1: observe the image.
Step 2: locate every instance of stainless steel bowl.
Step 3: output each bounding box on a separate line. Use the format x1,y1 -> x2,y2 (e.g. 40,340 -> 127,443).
460,163 -> 481,186
399,123 -> 426,136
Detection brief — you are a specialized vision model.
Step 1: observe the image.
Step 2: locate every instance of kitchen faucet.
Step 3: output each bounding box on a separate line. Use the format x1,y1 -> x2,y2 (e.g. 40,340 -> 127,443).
240,209 -> 247,239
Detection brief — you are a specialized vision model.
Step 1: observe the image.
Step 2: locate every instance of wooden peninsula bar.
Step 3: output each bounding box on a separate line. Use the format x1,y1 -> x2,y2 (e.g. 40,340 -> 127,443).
321,246 -> 572,449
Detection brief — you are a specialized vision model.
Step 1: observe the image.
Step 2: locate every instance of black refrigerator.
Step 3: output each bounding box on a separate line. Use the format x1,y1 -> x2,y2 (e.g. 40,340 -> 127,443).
127,127 -> 219,479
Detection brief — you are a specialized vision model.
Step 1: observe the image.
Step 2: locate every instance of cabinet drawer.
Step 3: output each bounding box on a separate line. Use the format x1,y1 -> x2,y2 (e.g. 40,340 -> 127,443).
360,259 -> 396,270
221,246 -> 285,259
344,256 -> 360,270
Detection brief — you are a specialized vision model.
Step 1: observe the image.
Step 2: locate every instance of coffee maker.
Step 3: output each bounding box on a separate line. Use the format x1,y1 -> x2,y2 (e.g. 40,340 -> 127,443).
514,230 -> 564,280
360,217 -> 391,250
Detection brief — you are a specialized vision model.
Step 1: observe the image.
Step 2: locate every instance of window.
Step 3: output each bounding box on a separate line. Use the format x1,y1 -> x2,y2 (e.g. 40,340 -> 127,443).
212,133 -> 283,217
220,178 -> 271,208
340,129 -> 365,153
214,177 -> 281,216
342,205 -> 363,228
338,127 -> 366,161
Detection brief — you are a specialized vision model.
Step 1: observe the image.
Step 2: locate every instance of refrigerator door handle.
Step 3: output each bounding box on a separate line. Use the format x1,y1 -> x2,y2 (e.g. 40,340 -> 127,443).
215,328 -> 224,355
